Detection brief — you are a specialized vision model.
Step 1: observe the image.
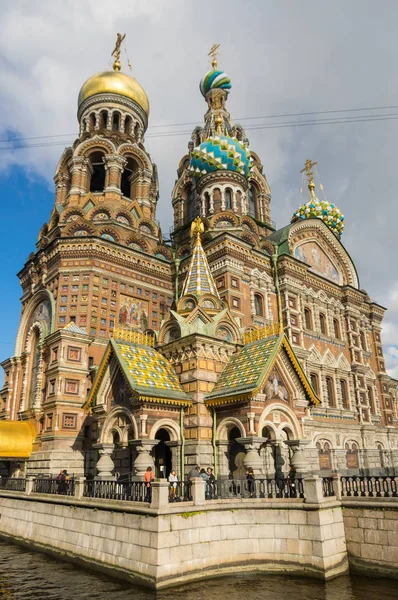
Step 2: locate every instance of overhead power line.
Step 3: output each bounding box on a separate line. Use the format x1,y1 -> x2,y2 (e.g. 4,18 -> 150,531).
1,103 -> 398,145
1,106 -> 398,152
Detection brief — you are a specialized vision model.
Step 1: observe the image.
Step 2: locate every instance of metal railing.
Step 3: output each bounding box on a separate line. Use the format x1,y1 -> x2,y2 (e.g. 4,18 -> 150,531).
322,477 -> 335,497
206,478 -> 304,500
83,479 -> 147,502
0,477 -> 26,492
168,481 -> 192,502
33,478 -> 75,496
341,475 -> 398,498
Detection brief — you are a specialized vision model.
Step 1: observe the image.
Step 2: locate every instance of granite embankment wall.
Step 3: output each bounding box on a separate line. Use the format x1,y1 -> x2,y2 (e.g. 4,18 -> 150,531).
0,484 -> 348,589
343,500 -> 398,578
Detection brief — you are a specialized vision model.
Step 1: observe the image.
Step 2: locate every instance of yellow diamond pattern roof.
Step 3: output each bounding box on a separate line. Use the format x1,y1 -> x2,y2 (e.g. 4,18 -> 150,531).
118,343 -> 183,393
210,336 -> 278,395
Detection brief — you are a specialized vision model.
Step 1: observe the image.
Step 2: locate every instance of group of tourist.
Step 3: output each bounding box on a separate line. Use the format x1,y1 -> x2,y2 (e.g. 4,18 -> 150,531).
142,464 -> 297,502
55,470 -> 71,495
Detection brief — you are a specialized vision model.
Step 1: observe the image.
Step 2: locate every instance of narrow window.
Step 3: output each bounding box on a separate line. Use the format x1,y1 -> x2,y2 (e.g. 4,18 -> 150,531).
112,112 -> 120,131
326,376 -> 335,407
89,152 -> 106,193
204,192 -> 211,214
340,380 -> 349,409
254,294 -> 263,316
333,318 -> 340,339
225,189 -> 232,210
319,313 -> 327,335
310,373 -> 319,395
248,187 -> 257,218
188,187 -> 195,222
304,308 -> 312,330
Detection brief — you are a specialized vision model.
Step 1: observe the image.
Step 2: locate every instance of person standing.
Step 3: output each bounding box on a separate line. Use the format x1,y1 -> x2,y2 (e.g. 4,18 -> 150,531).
206,467 -> 215,499
187,465 -> 201,480
168,469 -> 178,501
246,467 -> 255,498
144,466 -> 154,502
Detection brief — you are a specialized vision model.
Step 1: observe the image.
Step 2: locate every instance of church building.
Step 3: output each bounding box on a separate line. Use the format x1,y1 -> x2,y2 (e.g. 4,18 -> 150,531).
1,37 -> 397,481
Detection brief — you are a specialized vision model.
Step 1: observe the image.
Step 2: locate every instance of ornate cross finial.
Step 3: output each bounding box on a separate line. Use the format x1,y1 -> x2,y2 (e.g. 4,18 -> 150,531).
301,158 -> 317,197
191,216 -> 204,245
208,43 -> 220,70
111,32 -> 126,71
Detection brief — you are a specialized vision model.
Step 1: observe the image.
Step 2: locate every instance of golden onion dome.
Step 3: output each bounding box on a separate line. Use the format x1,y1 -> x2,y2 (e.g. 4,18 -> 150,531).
78,70 -> 149,116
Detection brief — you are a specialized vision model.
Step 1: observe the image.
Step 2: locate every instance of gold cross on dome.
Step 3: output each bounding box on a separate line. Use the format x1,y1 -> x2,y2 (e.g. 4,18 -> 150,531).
111,32 -> 126,71
300,158 -> 317,185
208,43 -> 220,69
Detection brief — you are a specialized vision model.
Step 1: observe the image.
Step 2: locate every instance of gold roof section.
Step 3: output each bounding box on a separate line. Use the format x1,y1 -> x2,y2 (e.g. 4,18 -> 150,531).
78,34 -> 149,115
112,327 -> 155,347
0,421 -> 36,459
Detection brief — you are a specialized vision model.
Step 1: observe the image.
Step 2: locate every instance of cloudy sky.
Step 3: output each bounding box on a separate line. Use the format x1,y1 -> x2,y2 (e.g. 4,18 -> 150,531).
0,0 -> 397,378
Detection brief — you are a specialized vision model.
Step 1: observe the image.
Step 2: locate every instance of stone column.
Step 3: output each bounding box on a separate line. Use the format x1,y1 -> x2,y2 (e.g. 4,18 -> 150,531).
236,437 -> 268,476
166,441 -> 181,479
247,412 -> 256,436
220,190 -> 226,211
104,155 -> 127,194
130,439 -> 159,479
191,478 -> 206,506
232,190 -> 238,212
93,443 -> 115,480
68,157 -> 91,195
74,477 -> 86,499
216,440 -> 229,479
139,414 -> 148,437
150,480 -> 170,509
262,442 -> 276,478
209,191 -> 214,214
284,439 -> 312,475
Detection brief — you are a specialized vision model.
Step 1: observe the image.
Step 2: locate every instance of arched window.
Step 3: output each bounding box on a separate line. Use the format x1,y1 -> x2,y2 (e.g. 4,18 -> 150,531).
254,294 -> 264,316
89,152 -> 106,193
325,376 -> 335,408
121,157 -> 138,199
225,189 -> 232,210
319,313 -> 327,335
100,110 -> 108,129
304,308 -> 312,330
340,380 -> 349,409
27,328 -> 41,408
333,318 -> 340,339
188,186 -> 195,222
310,373 -> 319,395
204,192 -> 211,215
89,113 -> 96,132
345,442 -> 359,469
367,386 -> 375,413
316,441 -> 332,470
360,330 -> 366,351
124,116 -> 132,135
248,187 -> 257,218
112,112 -> 120,131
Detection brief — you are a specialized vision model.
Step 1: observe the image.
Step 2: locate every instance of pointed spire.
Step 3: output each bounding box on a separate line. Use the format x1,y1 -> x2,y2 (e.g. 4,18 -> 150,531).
181,217 -> 220,299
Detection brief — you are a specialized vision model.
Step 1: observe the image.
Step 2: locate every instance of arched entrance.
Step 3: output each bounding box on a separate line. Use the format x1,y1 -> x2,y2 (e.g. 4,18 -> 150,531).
228,427 -> 245,479
154,429 -> 172,478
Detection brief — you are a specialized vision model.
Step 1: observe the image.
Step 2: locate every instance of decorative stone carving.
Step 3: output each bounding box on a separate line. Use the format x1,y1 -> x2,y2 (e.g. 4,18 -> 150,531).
236,436 -> 267,475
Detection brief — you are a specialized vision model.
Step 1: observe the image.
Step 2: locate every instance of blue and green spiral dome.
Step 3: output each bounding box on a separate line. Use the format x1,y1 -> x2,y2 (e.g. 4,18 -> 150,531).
292,196 -> 345,237
200,69 -> 231,97
189,135 -> 253,178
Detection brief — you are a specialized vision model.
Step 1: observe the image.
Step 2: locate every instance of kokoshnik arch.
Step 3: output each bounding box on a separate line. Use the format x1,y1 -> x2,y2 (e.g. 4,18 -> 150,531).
1,36 -> 397,481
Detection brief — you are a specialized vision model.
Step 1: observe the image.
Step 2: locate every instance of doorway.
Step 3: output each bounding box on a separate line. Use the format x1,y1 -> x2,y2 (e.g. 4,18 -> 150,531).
154,429 -> 172,478
228,427 -> 245,478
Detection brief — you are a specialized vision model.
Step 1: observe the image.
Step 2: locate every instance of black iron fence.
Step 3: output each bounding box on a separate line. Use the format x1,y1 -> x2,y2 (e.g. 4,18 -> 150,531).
205,478 -> 304,500
83,479 -> 147,502
322,477 -> 335,497
168,480 -> 192,502
33,477 -> 75,496
0,477 -> 26,492
341,475 -> 398,498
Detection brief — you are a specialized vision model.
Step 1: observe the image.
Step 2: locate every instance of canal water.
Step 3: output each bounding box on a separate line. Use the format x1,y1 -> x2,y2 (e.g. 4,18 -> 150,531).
0,540 -> 397,599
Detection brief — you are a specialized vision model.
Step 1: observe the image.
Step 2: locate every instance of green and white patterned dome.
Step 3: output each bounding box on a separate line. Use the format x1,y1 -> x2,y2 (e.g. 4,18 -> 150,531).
292,196 -> 345,237
188,135 -> 253,179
